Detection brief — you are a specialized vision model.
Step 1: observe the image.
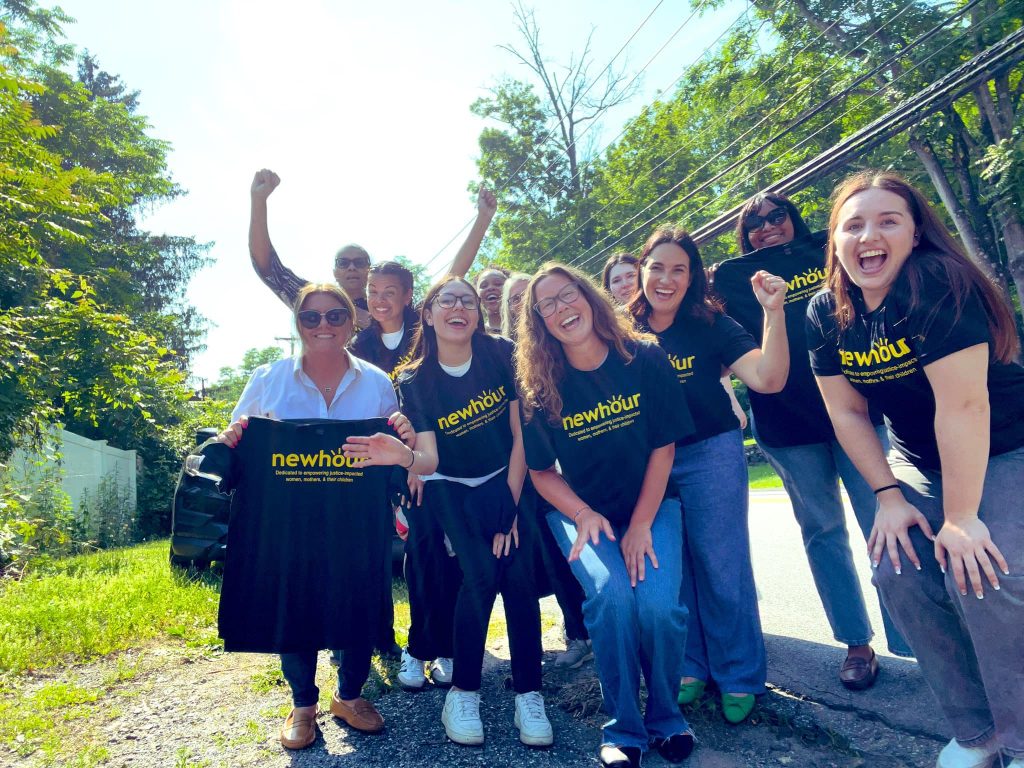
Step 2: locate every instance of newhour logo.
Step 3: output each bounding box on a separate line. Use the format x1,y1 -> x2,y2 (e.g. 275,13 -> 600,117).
839,336 -> 913,369
271,448 -> 367,469
437,386 -> 508,431
561,393 -> 641,431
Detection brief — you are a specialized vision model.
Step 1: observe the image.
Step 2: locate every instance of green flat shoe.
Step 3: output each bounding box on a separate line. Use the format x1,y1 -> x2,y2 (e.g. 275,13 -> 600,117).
676,679 -> 706,706
721,693 -> 755,724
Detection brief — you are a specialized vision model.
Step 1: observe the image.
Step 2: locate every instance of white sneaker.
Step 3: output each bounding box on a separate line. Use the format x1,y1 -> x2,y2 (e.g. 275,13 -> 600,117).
553,638 -> 594,669
430,657 -> 454,687
441,689 -> 484,745
514,691 -> 553,747
397,648 -> 426,690
1006,759 -> 1022,767
936,738 -> 1000,768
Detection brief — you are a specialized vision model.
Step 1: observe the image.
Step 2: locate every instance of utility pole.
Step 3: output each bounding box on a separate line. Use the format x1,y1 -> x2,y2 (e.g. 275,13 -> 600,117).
274,335 -> 297,357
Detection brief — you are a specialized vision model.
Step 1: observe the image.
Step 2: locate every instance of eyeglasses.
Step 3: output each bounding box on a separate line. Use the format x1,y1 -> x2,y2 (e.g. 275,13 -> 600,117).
508,292 -> 525,306
533,283 -> 581,318
434,293 -> 478,310
742,207 -> 789,232
335,256 -> 371,269
297,308 -> 351,329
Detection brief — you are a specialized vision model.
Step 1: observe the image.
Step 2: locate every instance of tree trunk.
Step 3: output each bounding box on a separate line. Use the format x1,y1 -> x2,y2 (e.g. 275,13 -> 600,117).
992,198 -> 1024,305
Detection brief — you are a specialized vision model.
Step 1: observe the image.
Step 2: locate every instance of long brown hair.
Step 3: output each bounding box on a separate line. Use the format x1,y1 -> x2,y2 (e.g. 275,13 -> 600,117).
394,276 -> 486,379
601,252 -> 639,295
515,262 -> 654,424
627,226 -> 721,326
826,171 -> 1019,363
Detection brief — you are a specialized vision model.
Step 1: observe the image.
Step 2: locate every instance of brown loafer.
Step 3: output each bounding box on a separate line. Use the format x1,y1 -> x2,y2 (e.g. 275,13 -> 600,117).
330,692 -> 384,733
840,649 -> 879,691
280,707 -> 318,749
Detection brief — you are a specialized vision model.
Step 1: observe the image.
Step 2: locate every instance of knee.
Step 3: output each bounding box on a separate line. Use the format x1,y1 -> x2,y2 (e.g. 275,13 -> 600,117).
584,574 -> 635,627
636,587 -> 687,630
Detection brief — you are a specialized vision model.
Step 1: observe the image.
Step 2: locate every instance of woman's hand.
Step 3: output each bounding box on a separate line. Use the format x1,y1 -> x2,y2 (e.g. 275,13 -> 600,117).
343,433 -> 412,467
935,517 -> 1009,599
868,491 -> 935,573
751,270 -> 788,312
569,508 -> 615,563
216,416 -> 249,448
492,516 -> 520,559
406,473 -> 424,507
387,412 -> 415,447
620,522 -> 658,587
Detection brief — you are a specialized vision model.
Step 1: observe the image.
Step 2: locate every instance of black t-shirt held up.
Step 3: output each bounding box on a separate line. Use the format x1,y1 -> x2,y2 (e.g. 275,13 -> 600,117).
713,231 -> 837,447
204,417 -> 396,654
522,340 -> 695,527
640,311 -> 757,444
398,334 -> 517,478
806,267 -> 1024,472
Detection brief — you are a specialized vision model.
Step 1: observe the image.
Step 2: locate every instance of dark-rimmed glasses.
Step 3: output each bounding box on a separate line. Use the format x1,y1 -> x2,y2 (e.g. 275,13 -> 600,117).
742,207 -> 789,232
335,256 -> 371,269
297,308 -> 351,329
434,293 -> 478,310
534,283 -> 580,318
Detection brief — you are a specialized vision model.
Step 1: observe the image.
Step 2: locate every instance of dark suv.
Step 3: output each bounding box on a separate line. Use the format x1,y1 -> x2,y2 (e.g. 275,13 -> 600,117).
169,428 -> 406,571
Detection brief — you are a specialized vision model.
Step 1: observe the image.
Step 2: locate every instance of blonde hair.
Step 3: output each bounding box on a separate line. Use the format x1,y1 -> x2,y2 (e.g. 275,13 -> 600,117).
500,272 -> 531,338
292,283 -> 357,347
515,262 -> 654,424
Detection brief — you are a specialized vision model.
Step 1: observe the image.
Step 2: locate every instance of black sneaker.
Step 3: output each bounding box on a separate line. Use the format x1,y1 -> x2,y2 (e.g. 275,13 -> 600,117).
599,744 -> 642,768
652,730 -> 695,763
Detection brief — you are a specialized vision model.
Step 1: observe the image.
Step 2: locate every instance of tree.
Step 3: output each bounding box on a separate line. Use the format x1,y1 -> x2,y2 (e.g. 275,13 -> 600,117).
207,346 -> 285,405
472,2 -> 638,271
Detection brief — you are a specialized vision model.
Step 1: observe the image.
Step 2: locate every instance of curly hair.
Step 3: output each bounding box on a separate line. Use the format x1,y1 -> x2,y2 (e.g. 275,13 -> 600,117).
515,262 -> 654,424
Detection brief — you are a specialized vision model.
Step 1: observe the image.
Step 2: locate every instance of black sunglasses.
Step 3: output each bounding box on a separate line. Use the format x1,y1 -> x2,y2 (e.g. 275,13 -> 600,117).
297,308 -> 351,329
335,256 -> 371,269
742,207 -> 789,232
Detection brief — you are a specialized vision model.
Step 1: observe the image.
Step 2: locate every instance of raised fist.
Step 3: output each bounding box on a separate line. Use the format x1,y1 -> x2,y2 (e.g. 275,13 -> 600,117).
477,186 -> 497,219
251,169 -> 280,201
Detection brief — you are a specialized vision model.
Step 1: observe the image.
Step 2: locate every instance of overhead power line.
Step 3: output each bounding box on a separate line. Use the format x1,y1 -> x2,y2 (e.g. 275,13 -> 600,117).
572,0 -> 999,270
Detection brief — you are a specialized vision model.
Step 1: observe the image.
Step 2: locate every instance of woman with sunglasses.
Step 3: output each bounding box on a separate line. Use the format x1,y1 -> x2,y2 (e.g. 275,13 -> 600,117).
516,264 -> 697,768
342,276 -> 552,749
713,192 -> 913,686
217,283 -> 413,749
602,252 -> 641,306
628,227 -> 788,724
807,171 -> 1024,768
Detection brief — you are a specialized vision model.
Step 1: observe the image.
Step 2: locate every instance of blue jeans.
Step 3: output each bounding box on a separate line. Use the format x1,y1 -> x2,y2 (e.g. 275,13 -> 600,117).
280,644 -> 372,707
755,420 -> 912,656
547,498 -> 690,750
878,447 -> 1024,758
672,430 -> 766,693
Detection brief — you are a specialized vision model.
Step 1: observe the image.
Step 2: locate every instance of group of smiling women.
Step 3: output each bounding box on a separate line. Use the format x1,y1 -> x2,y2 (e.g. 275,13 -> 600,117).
222,167 -> 1024,768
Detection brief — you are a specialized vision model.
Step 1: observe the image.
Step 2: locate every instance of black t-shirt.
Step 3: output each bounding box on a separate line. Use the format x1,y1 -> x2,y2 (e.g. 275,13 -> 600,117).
521,340 -> 695,527
713,231 -> 837,447
203,417 -> 396,653
806,270 -> 1024,472
398,334 -> 517,478
350,305 -> 420,382
640,311 -> 756,444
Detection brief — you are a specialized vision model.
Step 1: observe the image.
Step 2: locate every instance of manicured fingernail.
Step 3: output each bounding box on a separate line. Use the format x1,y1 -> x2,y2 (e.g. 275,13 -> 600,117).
993,584 -> 1000,591
960,590 -> 968,596
940,565 -> 946,574
895,567 -> 901,575
976,593 -> 983,600
872,561 -> 879,569
1004,569 -> 1011,575
915,563 -> 922,571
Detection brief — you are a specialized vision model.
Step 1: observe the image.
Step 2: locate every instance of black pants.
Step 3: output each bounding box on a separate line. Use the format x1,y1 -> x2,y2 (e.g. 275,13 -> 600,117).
404,487 -> 462,660
430,474 -> 542,693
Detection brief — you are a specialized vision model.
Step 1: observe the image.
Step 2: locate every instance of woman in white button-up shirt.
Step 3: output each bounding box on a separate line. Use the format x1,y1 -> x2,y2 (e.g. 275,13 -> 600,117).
218,282 -> 412,750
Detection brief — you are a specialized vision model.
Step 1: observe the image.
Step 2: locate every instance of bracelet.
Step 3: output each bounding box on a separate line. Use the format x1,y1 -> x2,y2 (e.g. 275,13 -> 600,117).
573,506 -> 591,523
402,446 -> 416,470
873,484 -> 900,495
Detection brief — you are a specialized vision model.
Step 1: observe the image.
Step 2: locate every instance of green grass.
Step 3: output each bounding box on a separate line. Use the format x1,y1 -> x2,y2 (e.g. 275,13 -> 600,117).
748,462 -> 783,489
0,540 -> 222,675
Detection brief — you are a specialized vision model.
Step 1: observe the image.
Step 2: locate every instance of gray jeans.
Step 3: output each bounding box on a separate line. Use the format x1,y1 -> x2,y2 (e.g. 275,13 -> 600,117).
878,446 -> 1024,758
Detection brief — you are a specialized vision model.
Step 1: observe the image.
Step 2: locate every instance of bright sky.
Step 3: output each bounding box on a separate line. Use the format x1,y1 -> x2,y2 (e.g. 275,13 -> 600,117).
47,0 -> 745,384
